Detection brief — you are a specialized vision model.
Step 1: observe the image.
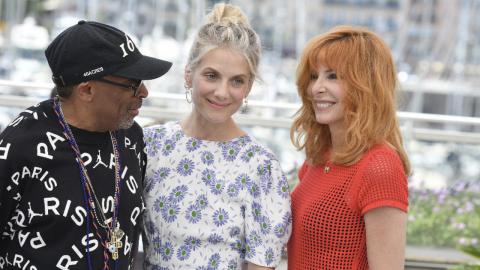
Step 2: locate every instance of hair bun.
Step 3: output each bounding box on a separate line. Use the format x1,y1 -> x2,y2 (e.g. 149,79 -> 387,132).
186,3 -> 261,81
206,3 -> 250,27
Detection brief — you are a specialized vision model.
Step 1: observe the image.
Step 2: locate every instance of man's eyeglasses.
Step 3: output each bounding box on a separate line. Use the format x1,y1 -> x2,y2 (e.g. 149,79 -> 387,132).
96,78 -> 143,97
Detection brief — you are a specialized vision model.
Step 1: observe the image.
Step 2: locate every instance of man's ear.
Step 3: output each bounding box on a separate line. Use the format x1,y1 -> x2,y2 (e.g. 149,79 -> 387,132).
75,81 -> 94,102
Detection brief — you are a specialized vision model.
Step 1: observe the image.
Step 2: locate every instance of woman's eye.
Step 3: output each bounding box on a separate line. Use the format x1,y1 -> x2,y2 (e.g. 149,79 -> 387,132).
310,73 -> 318,80
205,73 -> 216,80
327,73 -> 337,80
232,79 -> 245,87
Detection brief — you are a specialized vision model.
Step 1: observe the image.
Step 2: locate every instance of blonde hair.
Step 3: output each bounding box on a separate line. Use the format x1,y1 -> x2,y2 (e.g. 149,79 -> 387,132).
290,25 -> 410,174
186,3 -> 261,81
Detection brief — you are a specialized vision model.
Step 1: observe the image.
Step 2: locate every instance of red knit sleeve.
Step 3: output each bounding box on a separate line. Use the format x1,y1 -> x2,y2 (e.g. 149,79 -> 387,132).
357,148 -> 409,215
298,161 -> 308,181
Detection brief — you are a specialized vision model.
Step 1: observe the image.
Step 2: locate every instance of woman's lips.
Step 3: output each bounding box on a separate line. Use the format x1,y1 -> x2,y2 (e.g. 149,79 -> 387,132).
207,99 -> 229,109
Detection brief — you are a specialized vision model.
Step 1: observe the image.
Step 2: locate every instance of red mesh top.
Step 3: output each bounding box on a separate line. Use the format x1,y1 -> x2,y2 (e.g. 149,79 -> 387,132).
288,144 -> 408,270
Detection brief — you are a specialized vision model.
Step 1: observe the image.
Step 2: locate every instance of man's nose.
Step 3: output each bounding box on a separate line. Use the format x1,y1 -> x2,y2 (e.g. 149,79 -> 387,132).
137,83 -> 149,98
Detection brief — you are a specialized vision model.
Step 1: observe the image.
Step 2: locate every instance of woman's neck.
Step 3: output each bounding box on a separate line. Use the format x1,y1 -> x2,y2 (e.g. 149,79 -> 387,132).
329,124 -> 347,153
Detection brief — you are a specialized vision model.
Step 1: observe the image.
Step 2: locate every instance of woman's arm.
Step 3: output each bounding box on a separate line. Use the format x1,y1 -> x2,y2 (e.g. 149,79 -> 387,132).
247,262 -> 274,270
364,206 -> 407,270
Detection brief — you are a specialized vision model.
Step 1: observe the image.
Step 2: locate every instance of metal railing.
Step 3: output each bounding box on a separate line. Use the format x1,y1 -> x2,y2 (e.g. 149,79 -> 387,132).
1,79 -> 480,144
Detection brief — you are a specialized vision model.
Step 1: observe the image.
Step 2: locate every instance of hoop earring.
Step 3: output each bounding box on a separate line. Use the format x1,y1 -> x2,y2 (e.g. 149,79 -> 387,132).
241,97 -> 248,113
184,83 -> 192,104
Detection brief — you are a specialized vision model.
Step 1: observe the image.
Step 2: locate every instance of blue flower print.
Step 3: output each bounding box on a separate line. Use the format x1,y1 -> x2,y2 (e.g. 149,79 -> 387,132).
176,244 -> 191,261
201,151 -> 214,165
145,167 -> 171,192
258,161 -> 273,193
169,185 -> 188,203
160,241 -> 174,261
201,168 -> 216,185
185,204 -> 202,224
226,183 -> 239,197
173,130 -> 184,141
282,212 -> 292,226
184,236 -> 202,251
235,173 -> 252,190
144,128 -> 164,156
264,160 -> 273,175
153,196 -> 168,213
177,158 -> 194,176
208,253 -> 221,270
263,150 -> 277,161
247,231 -> 262,247
162,203 -> 180,223
195,194 -> 208,210
151,266 -> 168,270
230,239 -> 245,254
161,139 -> 176,156
222,143 -> 240,161
212,208 -> 229,227
143,127 -> 155,140
144,178 -> 155,193
240,145 -> 260,162
155,127 -> 167,138
236,135 -> 251,146
207,233 -> 224,244
145,126 -> 166,140
281,245 -> 288,257
256,162 -> 267,178
274,223 -> 287,238
154,167 -> 171,183
248,183 -> 260,198
259,216 -> 272,234
229,226 -> 241,237
261,178 -> 273,195
265,247 -> 275,265
276,175 -> 290,198
210,178 -> 225,195
152,236 -> 162,253
227,259 -> 237,270
245,242 -> 256,259
217,141 -> 229,148
186,138 -> 202,152
251,202 -> 263,222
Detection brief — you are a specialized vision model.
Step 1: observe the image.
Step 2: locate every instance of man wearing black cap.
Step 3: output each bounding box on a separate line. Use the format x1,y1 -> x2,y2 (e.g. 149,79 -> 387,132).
0,21 -> 172,269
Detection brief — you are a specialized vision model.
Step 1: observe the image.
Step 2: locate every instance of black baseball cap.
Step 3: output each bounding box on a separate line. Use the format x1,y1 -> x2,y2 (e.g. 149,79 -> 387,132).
45,20 -> 172,87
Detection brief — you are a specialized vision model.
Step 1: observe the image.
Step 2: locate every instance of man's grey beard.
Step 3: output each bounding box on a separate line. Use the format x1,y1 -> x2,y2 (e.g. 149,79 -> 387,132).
118,117 -> 134,129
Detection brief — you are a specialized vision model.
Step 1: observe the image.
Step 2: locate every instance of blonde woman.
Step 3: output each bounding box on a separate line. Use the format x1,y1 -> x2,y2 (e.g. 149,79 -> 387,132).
288,26 -> 410,270
142,3 -> 291,270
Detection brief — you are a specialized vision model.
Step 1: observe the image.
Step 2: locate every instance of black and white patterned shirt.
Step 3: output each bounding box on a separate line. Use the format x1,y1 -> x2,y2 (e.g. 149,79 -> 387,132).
0,99 -> 146,270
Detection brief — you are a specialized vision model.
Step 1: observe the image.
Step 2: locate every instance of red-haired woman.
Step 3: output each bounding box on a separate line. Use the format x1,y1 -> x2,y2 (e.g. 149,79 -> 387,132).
288,25 -> 410,270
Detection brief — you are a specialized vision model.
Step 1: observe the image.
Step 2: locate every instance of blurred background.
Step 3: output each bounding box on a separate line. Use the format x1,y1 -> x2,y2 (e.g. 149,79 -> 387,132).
0,0 -> 479,268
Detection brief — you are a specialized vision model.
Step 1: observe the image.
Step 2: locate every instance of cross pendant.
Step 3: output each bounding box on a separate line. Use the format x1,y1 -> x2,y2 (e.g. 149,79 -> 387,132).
107,235 -> 123,260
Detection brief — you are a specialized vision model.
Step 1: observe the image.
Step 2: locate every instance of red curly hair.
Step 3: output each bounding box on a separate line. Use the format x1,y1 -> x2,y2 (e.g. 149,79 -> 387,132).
290,25 -> 410,174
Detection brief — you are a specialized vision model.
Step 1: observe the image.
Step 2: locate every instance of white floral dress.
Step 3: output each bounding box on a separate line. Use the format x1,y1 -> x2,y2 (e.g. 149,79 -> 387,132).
142,122 -> 291,270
